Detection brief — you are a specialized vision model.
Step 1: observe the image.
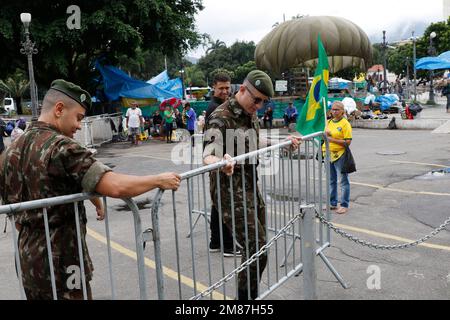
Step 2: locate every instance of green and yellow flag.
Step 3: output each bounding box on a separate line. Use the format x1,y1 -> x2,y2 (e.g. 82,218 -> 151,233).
296,35 -> 329,135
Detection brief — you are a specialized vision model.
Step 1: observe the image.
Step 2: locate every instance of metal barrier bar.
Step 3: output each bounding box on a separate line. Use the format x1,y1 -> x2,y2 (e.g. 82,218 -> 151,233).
1,193 -> 149,300
9,215 -> 25,300
74,202 -> 88,300
300,205 -> 317,300
42,208 -> 57,300
172,191 -> 183,299
215,171 -> 227,298
103,196 -> 116,299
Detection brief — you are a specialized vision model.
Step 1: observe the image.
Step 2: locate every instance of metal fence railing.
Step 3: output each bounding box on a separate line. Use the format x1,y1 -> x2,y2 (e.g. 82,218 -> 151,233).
149,131 -> 346,300
1,131 -> 348,300
74,113 -> 122,148
0,194 -> 148,300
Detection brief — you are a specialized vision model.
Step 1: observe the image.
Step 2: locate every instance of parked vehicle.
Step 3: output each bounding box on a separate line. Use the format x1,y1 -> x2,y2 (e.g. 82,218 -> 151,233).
1,97 -> 15,114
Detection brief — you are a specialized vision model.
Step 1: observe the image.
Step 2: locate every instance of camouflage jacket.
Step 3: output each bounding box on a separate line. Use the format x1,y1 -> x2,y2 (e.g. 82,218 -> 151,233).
0,121 -> 111,290
204,99 -> 265,212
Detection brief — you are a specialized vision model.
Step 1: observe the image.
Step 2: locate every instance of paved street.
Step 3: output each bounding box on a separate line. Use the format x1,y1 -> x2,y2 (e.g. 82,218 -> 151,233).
1,106 -> 450,300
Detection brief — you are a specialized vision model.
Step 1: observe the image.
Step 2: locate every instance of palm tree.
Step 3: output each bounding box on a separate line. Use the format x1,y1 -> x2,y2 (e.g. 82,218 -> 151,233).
0,70 -> 30,115
206,39 -> 226,54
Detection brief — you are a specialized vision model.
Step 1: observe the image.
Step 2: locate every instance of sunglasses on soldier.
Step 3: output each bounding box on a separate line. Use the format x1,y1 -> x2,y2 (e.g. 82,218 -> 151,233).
244,85 -> 268,105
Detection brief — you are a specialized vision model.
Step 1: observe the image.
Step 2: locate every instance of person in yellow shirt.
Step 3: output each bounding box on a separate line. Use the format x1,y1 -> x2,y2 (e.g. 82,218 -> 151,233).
323,101 -> 353,214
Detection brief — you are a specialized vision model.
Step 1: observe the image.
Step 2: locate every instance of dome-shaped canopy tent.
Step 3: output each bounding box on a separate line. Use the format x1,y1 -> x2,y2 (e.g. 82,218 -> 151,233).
255,16 -> 373,76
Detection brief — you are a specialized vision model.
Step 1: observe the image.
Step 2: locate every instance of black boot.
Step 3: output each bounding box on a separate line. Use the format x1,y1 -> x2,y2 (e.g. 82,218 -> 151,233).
237,288 -> 258,300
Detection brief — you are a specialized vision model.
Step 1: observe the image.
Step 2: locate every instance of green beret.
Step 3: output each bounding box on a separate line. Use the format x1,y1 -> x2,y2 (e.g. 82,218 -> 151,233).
245,70 -> 274,98
50,79 -> 92,111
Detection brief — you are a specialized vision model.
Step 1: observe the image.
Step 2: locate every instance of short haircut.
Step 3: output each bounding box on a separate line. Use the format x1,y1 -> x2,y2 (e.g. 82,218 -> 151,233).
213,73 -> 231,85
41,89 -> 79,113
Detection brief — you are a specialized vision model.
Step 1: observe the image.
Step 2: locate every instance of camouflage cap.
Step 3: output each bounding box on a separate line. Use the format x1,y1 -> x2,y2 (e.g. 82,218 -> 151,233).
245,70 -> 274,98
50,79 -> 92,111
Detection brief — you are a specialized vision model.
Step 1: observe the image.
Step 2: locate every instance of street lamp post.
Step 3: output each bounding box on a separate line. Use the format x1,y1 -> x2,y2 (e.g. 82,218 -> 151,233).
427,31 -> 437,105
179,68 -> 185,100
381,30 -> 388,94
412,31 -> 417,102
20,13 -> 39,121
405,56 -> 410,100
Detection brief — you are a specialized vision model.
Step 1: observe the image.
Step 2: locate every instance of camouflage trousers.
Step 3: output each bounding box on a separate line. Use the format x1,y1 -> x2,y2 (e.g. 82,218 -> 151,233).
24,282 -> 92,300
223,202 -> 267,300
210,168 -> 267,299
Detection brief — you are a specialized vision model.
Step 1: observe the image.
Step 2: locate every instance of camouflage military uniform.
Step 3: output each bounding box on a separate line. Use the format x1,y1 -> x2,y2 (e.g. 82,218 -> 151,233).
0,121 -> 111,299
204,98 -> 267,300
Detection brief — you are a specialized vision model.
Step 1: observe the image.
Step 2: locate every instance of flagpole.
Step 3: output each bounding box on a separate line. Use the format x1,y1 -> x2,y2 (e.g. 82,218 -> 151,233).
322,97 -> 327,130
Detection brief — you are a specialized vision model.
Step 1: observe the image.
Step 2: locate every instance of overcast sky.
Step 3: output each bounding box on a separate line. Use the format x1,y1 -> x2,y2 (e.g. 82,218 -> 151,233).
188,0 -> 446,58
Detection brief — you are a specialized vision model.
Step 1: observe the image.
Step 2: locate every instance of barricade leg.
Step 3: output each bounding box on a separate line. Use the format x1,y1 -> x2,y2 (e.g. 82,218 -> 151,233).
300,205 -> 317,300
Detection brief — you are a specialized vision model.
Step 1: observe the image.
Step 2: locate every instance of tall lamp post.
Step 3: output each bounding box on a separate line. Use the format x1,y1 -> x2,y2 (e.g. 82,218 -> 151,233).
412,31 -> 417,102
20,13 -> 39,121
179,68 -> 185,100
427,31 -> 437,105
381,30 -> 389,94
405,56 -> 410,100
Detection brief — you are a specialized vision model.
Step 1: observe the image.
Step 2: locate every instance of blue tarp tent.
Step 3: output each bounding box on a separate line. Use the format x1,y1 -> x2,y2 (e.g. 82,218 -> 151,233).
95,62 -> 181,101
147,70 -> 183,98
439,51 -> 450,62
147,70 -> 170,85
415,51 -> 450,71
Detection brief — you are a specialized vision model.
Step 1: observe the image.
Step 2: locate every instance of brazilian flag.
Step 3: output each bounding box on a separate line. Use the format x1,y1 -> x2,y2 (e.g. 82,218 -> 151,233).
296,35 -> 329,136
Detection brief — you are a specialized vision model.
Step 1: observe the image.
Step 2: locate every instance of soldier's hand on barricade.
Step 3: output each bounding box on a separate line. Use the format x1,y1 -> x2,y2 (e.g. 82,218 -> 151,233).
285,135 -> 302,150
96,205 -> 105,221
90,197 -> 105,221
221,154 -> 236,176
157,172 -> 182,190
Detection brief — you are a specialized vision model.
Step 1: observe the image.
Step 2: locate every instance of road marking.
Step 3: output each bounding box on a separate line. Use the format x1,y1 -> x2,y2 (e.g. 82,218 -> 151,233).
87,227 -> 229,300
330,222 -> 450,252
389,160 -> 448,168
267,209 -> 450,252
351,181 -> 450,197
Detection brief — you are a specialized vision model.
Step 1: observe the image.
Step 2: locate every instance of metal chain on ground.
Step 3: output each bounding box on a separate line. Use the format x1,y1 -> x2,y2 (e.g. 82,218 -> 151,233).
317,212 -> 450,250
190,213 -> 303,300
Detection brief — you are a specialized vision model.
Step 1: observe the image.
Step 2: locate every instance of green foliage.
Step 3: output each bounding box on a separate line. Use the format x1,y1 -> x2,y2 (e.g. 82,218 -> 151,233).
233,61 -> 257,83
197,40 -> 256,83
332,66 -> 363,80
185,65 -> 206,87
0,0 -> 204,93
0,69 -> 30,114
387,43 -> 413,77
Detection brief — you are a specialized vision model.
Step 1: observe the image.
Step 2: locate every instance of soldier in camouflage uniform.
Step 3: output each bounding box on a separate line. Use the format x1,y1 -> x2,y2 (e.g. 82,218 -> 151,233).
203,71 -> 301,300
0,79 -> 181,300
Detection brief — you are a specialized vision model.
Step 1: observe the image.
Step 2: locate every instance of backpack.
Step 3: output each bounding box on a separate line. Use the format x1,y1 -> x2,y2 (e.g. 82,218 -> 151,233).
388,117 -> 397,130
5,122 -> 14,136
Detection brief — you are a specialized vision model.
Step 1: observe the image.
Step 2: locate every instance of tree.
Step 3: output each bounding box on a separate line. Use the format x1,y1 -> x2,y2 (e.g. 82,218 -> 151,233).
206,39 -> 226,54
0,69 -> 30,115
197,40 -> 256,83
234,61 -> 256,83
377,17 -> 450,82
0,0 -> 204,94
185,65 -> 206,87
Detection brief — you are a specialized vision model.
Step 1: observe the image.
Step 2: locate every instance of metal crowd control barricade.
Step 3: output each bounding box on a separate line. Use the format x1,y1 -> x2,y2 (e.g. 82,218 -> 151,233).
187,133 -> 208,238
74,113 -> 122,148
150,131 -> 347,300
0,194 -> 148,300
